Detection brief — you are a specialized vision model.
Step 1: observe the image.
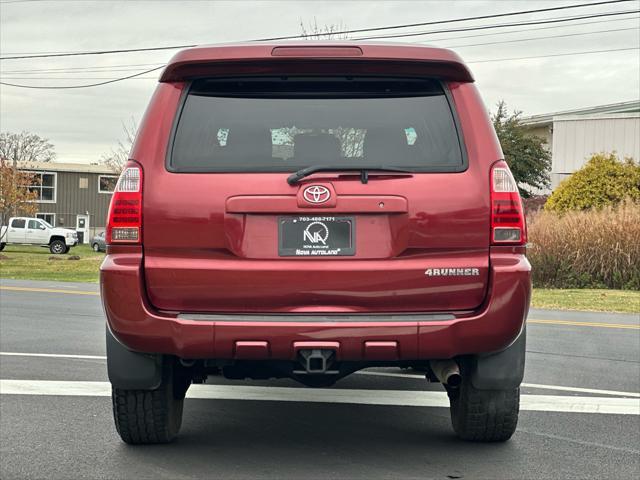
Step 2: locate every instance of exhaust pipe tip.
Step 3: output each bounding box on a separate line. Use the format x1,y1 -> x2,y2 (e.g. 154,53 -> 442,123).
446,372 -> 462,388
430,359 -> 461,387
179,358 -> 196,367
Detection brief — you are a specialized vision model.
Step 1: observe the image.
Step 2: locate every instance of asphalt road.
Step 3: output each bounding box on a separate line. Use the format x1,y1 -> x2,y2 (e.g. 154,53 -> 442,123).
0,278 -> 639,480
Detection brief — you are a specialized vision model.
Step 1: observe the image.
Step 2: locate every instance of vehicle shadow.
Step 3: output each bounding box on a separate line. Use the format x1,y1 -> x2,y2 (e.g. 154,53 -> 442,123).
119,398 -> 517,479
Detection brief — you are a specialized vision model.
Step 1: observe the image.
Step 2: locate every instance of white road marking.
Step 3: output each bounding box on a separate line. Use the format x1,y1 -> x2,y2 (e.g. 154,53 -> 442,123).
1,380 -> 639,415
0,352 -> 106,360
520,382 -> 640,398
2,351 -> 639,399
356,370 -> 640,398
356,370 -> 426,380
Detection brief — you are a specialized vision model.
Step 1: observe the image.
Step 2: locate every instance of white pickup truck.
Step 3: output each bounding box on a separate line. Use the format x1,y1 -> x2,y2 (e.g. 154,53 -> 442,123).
0,217 -> 78,254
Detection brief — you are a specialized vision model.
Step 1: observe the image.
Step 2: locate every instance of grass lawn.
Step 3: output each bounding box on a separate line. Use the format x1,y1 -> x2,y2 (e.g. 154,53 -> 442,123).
0,244 -> 104,283
1,245 -> 638,313
531,288 -> 639,314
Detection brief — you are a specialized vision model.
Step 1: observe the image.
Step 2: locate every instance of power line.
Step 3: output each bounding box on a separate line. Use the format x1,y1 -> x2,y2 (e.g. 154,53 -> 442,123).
413,14 -> 640,42
2,13 -> 634,57
0,0 -> 48,4
1,67 -> 164,75
0,0 -> 634,60
3,25 -> 636,76
0,0 -> 238,2
0,63 -> 164,74
259,0 -> 636,41
1,47 -> 637,88
0,65 -> 164,89
0,77 -> 159,80
444,26 -> 638,49
351,9 -> 639,41
3,15 -> 638,75
1,50 -> 107,55
1,10 -> 634,63
466,46 -> 639,63
0,44 -> 197,61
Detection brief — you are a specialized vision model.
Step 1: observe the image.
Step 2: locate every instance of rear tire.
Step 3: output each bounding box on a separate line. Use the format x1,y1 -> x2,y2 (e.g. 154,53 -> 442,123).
112,363 -> 186,444
449,377 -> 519,442
0,242 -> 5,251
92,243 -> 100,252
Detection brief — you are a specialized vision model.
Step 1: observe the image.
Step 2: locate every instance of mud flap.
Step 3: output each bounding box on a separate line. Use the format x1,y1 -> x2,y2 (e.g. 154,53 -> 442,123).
106,327 -> 163,390
469,327 -> 526,390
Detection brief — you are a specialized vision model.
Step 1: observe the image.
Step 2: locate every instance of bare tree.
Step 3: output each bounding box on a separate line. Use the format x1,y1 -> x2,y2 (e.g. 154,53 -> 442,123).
0,160 -> 38,241
0,131 -> 55,167
299,18 -> 350,40
100,117 -> 137,174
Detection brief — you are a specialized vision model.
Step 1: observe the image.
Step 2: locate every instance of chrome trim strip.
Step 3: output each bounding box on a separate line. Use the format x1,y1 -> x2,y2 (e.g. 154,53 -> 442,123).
177,313 -> 456,323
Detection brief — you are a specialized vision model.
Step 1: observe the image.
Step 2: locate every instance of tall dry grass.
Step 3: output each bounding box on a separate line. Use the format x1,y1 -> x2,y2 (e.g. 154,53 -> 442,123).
527,200 -> 640,289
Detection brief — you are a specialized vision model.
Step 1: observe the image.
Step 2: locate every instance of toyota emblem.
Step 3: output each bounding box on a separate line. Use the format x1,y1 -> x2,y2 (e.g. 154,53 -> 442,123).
303,185 -> 331,204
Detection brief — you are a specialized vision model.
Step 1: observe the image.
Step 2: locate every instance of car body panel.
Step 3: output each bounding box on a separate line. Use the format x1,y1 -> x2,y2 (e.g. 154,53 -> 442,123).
101,246 -> 529,360
135,80 -> 501,313
100,43 -> 530,364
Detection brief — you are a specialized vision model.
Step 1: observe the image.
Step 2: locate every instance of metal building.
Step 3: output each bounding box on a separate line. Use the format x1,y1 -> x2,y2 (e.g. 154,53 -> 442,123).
21,162 -> 117,243
521,100 -> 640,189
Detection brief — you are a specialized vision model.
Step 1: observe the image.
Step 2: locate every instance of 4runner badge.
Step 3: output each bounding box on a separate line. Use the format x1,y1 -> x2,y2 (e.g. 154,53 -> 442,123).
425,268 -> 480,276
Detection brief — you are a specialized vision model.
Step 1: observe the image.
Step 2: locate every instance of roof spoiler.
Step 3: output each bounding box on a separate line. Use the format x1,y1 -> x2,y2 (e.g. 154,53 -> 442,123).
159,44 -> 474,83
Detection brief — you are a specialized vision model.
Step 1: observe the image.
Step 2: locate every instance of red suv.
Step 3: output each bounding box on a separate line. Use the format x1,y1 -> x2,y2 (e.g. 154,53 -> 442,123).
102,43 -> 530,445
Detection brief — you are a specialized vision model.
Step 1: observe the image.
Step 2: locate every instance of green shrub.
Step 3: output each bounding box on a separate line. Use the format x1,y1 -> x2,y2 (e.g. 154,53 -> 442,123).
528,200 -> 640,289
492,101 -> 551,197
545,153 -> 640,212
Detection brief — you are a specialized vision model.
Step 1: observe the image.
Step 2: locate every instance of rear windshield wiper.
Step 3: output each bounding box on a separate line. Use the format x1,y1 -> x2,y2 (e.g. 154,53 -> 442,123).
287,165 -> 413,185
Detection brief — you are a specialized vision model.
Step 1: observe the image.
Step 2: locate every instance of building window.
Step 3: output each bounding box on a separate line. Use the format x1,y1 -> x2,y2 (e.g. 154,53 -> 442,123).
79,177 -> 89,189
36,213 -> 56,226
99,175 -> 118,193
26,172 -> 56,203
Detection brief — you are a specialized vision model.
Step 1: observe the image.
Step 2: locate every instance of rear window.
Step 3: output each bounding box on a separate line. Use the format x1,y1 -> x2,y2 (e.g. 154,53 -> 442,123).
169,77 -> 465,173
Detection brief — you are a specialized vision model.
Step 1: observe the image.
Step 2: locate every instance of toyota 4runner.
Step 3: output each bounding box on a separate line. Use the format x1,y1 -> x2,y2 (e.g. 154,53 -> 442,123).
101,43 -> 531,445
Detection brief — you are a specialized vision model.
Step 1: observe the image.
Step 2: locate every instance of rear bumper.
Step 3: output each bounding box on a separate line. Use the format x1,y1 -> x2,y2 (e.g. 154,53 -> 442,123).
101,247 -> 530,361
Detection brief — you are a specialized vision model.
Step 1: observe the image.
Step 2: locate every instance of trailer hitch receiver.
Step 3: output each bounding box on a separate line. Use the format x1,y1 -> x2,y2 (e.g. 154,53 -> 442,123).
298,349 -> 336,374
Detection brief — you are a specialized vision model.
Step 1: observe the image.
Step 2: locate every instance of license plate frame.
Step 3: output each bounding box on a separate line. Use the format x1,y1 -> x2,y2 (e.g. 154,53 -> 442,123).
278,216 -> 355,257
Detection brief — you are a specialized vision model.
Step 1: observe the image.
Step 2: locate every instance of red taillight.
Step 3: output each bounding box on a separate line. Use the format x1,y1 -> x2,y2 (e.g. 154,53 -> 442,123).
106,164 -> 142,244
490,161 -> 526,245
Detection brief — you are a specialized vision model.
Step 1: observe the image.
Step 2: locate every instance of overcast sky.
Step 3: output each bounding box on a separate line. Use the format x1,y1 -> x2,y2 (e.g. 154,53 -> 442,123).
1,0 -> 639,162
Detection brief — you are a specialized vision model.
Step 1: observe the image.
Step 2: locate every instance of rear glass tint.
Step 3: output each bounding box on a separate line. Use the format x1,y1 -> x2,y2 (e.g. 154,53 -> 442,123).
169,77 -> 465,172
